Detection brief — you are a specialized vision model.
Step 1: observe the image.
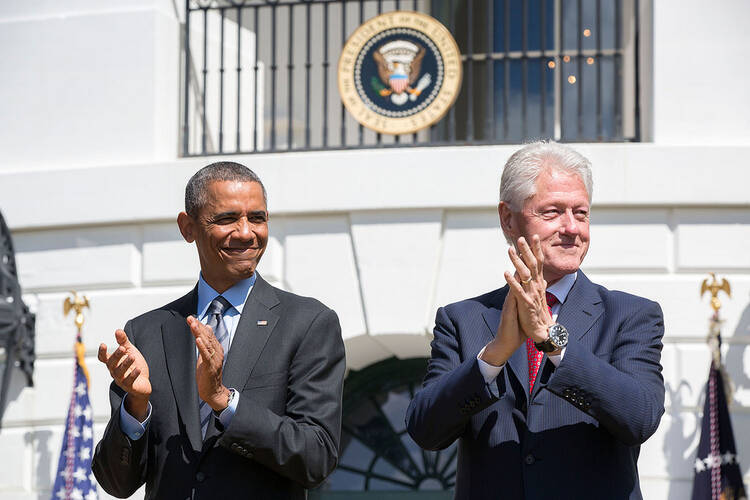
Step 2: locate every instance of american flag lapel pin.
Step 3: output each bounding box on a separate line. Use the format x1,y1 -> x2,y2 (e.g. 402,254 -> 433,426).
257,320 -> 268,326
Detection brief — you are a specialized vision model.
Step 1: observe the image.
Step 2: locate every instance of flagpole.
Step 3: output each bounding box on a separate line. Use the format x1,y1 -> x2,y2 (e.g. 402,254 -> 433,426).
51,291 -> 98,500
691,274 -> 746,500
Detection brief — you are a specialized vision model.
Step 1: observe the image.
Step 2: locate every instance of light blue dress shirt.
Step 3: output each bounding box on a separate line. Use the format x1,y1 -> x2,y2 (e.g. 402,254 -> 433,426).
477,272 -> 577,384
120,273 -> 257,440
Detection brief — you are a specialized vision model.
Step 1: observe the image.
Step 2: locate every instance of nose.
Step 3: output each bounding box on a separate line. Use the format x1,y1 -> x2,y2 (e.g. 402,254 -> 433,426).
235,217 -> 255,241
559,209 -> 580,235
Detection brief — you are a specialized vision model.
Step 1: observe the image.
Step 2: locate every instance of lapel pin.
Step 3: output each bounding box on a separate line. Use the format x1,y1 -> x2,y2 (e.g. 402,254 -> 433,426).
257,320 -> 268,326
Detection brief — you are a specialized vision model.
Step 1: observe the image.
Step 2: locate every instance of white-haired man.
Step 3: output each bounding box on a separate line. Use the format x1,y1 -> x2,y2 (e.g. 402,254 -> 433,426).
407,142 -> 665,499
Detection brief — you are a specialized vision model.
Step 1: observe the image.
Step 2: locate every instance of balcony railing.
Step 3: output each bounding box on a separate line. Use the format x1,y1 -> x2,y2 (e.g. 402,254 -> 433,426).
182,0 -> 641,156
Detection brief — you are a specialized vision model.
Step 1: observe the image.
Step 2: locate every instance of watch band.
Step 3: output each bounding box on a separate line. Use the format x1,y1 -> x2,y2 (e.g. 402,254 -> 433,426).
534,338 -> 557,353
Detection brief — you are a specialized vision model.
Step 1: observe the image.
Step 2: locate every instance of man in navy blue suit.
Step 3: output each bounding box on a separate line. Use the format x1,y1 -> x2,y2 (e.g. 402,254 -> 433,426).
406,142 -> 665,499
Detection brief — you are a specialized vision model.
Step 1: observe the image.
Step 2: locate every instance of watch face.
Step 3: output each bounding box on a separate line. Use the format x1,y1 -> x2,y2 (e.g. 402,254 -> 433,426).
550,324 -> 569,347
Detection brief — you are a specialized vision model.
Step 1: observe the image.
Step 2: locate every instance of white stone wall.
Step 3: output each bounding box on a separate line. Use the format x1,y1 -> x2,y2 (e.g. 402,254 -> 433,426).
1,0 -> 750,498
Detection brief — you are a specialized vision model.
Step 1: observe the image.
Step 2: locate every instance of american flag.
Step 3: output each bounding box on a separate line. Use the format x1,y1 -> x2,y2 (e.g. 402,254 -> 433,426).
51,340 -> 98,500
691,314 -> 747,500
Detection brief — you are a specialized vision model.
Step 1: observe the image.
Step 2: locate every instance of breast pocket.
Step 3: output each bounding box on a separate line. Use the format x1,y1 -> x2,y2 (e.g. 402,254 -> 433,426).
243,370 -> 288,390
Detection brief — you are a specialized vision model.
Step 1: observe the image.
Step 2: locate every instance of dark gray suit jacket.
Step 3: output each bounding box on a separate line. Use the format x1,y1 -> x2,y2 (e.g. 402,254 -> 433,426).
406,272 -> 665,499
93,274 -> 346,499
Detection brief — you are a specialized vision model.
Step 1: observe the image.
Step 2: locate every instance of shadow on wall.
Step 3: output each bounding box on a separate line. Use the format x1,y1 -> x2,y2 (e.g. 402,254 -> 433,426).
25,428 -> 54,495
663,379 -> 699,500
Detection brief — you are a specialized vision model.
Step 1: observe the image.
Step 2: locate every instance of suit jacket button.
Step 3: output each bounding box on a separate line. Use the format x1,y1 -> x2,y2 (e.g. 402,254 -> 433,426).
196,471 -> 206,482
524,454 -> 536,465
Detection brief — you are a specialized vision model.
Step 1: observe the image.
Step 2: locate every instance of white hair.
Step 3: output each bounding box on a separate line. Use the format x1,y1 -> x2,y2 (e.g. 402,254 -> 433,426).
499,141 -> 593,211
499,141 -> 593,244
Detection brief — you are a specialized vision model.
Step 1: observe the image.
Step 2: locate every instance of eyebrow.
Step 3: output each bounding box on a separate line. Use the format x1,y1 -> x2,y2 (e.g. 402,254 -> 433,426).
210,210 -> 268,219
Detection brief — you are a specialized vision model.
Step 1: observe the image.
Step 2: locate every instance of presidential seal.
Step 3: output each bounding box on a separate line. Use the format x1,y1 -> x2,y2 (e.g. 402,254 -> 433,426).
338,11 -> 462,135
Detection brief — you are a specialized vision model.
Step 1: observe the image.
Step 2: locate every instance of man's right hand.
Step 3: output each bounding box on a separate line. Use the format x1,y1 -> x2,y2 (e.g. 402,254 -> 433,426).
98,329 -> 152,421
479,291 -> 525,367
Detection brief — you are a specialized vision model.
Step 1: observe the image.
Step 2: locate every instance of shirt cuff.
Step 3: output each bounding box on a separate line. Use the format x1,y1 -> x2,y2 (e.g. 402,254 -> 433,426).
119,395 -> 151,441
547,347 -> 566,367
215,388 -> 239,429
477,346 -> 505,384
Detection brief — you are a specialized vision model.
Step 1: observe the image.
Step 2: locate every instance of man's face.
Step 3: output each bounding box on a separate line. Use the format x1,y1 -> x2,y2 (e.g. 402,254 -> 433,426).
178,180 -> 268,293
500,168 -> 590,285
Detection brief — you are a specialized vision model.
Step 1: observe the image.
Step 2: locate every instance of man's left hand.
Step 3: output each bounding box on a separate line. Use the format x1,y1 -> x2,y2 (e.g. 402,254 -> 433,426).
187,316 -> 231,412
505,235 -> 553,343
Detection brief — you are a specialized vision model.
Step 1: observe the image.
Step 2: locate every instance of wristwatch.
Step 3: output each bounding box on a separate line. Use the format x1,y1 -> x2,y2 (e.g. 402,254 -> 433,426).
535,323 -> 569,353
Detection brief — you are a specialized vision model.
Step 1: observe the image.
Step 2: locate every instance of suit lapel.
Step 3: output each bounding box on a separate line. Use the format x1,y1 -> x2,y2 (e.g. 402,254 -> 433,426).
161,287 -> 203,452
222,274 -> 280,390
555,271 -> 604,342
530,273 -> 603,399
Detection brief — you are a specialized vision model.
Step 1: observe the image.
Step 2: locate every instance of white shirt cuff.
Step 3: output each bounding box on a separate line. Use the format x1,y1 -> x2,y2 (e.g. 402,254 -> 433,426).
477,346 -> 505,384
119,395 -> 151,441
547,347 -> 566,367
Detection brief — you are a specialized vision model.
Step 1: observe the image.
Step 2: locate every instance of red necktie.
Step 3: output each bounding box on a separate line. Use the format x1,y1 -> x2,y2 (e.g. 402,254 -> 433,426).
526,292 -> 559,394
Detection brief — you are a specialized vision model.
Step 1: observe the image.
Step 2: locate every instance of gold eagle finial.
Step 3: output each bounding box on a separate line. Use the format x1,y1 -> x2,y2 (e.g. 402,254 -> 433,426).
63,291 -> 90,333
700,273 -> 731,313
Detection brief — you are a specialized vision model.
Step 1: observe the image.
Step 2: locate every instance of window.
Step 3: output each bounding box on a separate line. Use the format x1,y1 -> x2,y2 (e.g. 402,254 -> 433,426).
182,0 -> 641,155
310,357 -> 455,498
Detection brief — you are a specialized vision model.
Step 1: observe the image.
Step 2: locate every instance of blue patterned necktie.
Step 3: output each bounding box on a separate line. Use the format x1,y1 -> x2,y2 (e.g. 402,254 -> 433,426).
199,296 -> 232,437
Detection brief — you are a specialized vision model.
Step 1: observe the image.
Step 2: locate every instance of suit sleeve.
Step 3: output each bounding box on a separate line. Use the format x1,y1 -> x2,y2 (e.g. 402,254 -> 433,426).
406,306 -> 500,451
217,307 -> 346,489
545,299 -> 666,446
92,320 -> 150,498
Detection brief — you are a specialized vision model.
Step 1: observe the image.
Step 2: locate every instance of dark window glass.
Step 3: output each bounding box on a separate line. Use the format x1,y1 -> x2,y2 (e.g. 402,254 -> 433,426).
311,358 -> 456,498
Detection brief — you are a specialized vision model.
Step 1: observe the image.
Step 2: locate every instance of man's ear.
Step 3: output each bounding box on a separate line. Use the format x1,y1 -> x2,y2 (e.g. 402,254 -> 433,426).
498,202 -> 514,235
177,212 -> 196,243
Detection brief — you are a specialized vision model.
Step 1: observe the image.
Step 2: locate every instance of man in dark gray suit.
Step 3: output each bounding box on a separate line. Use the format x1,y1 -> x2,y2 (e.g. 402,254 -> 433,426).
406,142 -> 665,499
93,162 -> 346,499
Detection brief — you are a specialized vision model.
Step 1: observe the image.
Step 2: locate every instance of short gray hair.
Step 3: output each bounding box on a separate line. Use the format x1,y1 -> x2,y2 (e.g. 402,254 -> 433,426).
185,161 -> 267,217
499,141 -> 593,211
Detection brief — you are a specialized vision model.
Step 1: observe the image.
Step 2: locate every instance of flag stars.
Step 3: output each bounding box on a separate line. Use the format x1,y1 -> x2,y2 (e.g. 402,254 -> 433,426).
73,467 -> 88,482
52,364 -> 99,499
75,382 -> 87,396
694,452 -> 738,472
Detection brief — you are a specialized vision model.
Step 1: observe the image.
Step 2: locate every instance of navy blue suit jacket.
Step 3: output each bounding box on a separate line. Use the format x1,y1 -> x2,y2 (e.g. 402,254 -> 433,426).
406,272 -> 665,499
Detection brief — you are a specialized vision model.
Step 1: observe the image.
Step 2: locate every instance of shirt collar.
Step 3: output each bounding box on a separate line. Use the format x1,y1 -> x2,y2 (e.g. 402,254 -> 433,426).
546,272 -> 577,305
196,272 -> 257,319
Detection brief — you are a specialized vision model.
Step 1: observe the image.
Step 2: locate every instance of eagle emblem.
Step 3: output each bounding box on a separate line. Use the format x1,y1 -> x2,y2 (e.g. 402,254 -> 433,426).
372,40 -> 432,106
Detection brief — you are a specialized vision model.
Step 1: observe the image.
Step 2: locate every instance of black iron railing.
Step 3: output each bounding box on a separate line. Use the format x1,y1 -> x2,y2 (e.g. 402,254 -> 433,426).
182,0 -> 640,156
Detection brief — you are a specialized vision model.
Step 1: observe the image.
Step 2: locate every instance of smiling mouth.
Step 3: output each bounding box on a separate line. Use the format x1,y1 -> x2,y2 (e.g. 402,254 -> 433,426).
222,247 -> 258,255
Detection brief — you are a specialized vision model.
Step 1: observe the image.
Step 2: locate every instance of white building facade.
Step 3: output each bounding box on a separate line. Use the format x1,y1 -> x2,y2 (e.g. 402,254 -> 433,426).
1,0 -> 749,498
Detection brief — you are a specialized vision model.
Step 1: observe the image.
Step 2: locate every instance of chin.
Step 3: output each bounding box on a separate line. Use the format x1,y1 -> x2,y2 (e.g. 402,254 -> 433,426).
546,261 -> 581,278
